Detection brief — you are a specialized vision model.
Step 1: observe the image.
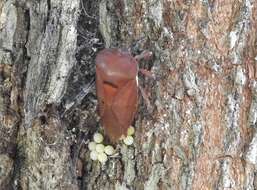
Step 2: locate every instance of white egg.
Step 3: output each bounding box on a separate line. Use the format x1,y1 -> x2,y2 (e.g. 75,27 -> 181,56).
97,152 -> 108,163
123,136 -> 134,145
93,133 -> 104,143
90,150 -> 98,161
127,126 -> 135,136
88,142 -> 96,151
95,144 -> 105,153
104,145 -> 114,155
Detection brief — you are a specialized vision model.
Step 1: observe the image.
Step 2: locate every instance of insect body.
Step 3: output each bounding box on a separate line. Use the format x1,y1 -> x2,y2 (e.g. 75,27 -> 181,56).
95,49 -> 139,141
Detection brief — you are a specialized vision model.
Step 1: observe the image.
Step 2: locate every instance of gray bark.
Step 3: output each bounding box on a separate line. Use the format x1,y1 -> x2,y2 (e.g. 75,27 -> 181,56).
0,0 -> 257,190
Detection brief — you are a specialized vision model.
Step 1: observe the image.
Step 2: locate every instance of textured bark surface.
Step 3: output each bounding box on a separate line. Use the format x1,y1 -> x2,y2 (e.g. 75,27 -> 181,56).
0,0 -> 257,190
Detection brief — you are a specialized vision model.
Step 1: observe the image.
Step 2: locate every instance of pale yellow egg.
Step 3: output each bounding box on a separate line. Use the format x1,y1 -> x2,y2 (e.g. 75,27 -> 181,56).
95,144 -> 105,153
97,152 -> 108,163
88,142 -> 96,151
123,136 -> 134,145
93,133 -> 104,143
104,145 -> 115,155
90,150 -> 98,161
127,126 -> 135,136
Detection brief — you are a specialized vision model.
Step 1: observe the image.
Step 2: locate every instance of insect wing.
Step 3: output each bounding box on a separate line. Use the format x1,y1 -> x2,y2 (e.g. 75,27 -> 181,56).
112,79 -> 138,135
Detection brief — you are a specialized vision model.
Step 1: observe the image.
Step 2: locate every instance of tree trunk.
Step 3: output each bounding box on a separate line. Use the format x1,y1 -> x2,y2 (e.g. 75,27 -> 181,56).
0,0 -> 257,190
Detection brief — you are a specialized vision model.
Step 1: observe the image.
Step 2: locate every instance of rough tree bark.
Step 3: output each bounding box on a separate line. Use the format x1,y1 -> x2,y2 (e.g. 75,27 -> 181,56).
0,0 -> 257,190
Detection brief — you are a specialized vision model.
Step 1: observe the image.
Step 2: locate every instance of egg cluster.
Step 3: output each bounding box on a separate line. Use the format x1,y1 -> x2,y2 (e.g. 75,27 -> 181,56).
88,126 -> 135,163
88,133 -> 115,163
